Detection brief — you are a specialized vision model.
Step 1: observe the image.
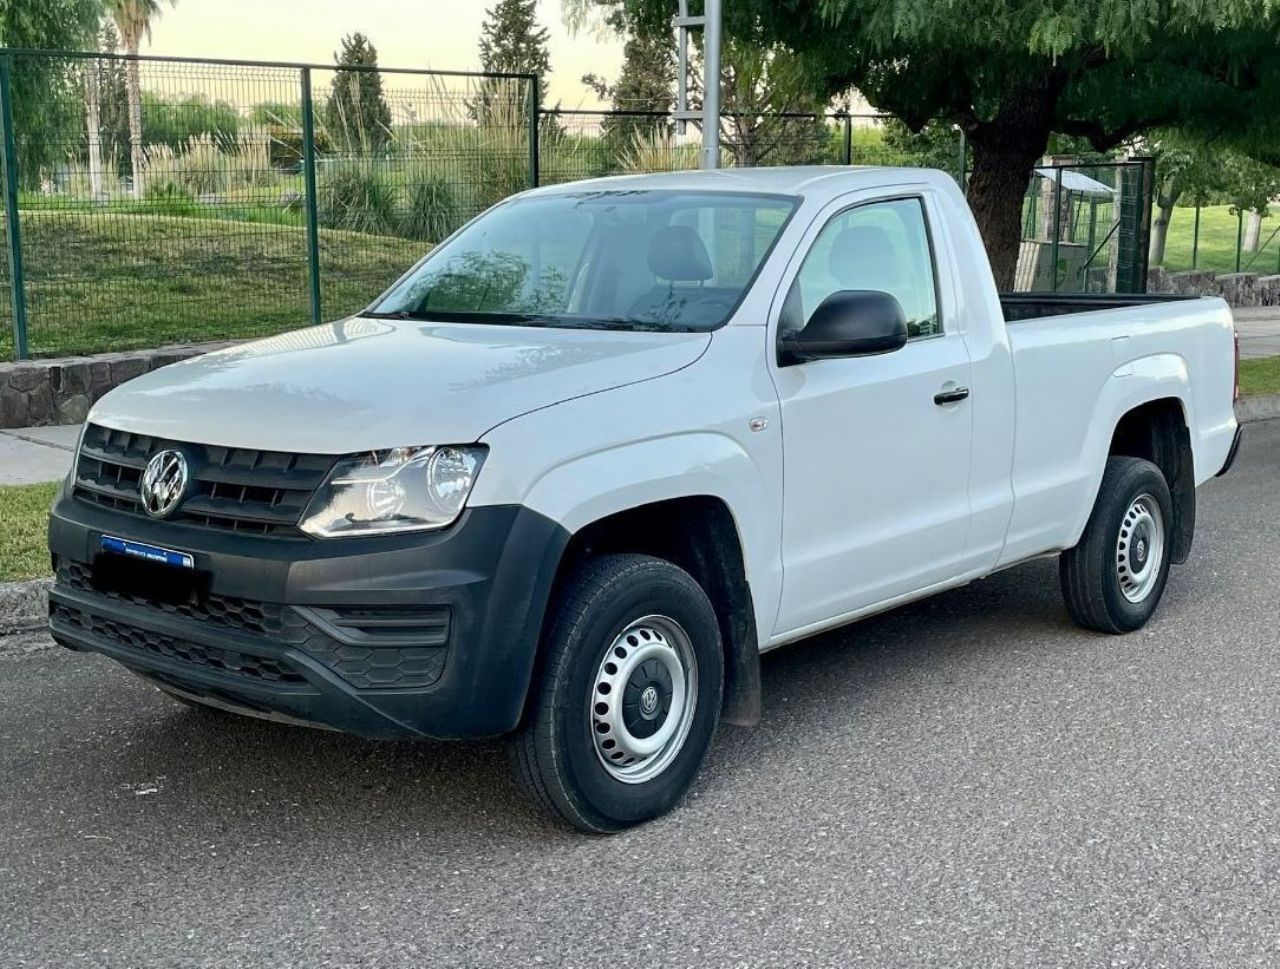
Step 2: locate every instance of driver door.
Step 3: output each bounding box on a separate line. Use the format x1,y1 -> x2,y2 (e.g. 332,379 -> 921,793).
771,193 -> 974,636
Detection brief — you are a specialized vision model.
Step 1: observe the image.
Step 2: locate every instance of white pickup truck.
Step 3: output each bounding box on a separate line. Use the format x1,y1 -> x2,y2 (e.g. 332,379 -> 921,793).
48,167 -> 1241,832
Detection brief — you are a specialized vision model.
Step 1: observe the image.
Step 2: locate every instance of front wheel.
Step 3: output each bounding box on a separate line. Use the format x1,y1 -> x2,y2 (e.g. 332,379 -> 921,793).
510,554 -> 724,833
1060,456 -> 1174,633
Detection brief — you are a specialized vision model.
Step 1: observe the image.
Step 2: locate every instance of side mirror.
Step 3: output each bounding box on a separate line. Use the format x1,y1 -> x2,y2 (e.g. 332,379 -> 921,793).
779,290 -> 909,364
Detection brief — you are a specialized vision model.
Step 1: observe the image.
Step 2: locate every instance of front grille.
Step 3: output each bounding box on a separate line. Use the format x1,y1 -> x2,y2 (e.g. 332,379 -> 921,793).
72,423 -> 336,537
54,562 -> 449,691
51,601 -> 307,685
58,560 -> 278,636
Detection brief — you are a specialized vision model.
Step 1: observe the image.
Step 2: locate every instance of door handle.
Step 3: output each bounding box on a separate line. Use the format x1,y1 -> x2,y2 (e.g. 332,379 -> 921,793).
934,386 -> 970,405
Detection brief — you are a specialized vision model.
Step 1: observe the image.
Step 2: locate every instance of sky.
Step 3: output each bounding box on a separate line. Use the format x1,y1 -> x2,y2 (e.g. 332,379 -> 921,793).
144,0 -> 624,109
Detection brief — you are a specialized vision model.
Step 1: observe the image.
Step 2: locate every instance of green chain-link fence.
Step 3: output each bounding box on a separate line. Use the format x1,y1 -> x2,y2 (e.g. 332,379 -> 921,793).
0,48 -> 1152,361
0,49 -> 537,360
1015,159 -> 1154,294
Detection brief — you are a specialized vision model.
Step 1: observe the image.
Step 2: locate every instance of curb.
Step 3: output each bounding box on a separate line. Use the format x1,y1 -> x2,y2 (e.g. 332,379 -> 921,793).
0,577 -> 51,657
1237,394 -> 1280,423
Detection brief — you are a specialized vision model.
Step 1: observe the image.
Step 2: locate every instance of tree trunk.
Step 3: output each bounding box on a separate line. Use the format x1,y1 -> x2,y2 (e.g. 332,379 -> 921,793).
84,64 -> 104,202
1244,208 -> 1263,253
125,52 -> 144,200
1149,185 -> 1181,266
963,77 -> 1062,291
1150,211 -> 1172,265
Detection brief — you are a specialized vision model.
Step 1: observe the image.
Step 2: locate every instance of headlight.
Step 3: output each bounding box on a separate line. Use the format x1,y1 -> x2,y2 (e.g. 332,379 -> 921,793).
299,445 -> 485,538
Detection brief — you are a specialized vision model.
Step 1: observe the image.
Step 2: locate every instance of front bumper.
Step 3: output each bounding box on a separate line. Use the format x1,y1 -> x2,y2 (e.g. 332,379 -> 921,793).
47,490 -> 569,739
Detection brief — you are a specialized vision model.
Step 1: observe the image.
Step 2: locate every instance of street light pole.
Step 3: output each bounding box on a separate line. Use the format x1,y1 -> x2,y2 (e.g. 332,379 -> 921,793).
673,0 -> 722,170
701,0 -> 721,170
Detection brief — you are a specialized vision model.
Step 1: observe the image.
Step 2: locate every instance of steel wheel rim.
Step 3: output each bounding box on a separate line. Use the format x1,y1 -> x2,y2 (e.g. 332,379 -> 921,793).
589,615 -> 698,785
1116,493 -> 1165,603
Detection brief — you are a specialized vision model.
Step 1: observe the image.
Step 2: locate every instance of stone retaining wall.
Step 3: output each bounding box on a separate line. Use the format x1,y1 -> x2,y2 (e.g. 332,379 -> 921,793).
0,342 -> 230,429
1148,266 -> 1280,306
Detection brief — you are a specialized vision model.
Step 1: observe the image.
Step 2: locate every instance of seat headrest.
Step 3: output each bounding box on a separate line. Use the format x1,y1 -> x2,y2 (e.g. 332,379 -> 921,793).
828,225 -> 898,288
648,224 -> 714,282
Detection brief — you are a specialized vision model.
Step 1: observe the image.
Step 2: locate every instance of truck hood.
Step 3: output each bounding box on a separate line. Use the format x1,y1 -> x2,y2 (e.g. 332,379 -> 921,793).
89,317 -> 711,453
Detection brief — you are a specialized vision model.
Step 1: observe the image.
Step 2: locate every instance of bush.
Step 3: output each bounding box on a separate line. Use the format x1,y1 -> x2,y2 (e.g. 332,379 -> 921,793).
176,134 -> 227,195
317,161 -> 396,235
141,93 -> 240,151
400,172 -> 466,242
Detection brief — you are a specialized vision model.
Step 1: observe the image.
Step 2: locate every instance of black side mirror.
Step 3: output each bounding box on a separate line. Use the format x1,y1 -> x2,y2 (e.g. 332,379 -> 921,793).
779,290 -> 909,365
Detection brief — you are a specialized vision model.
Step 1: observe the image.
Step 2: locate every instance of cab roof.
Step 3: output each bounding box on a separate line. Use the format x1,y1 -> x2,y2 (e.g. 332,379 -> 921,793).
522,165 -> 952,202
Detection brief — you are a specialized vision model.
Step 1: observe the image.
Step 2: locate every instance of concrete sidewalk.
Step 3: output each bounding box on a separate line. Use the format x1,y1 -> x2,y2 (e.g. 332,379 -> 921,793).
1230,308 -> 1280,359
0,425 -> 79,486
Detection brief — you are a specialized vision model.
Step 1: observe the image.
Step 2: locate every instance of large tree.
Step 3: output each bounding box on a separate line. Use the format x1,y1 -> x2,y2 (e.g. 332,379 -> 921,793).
325,33 -> 393,153
583,28 -> 675,150
0,0 -> 102,187
480,0 -> 551,104
593,0 -> 1280,289
109,0 -> 175,199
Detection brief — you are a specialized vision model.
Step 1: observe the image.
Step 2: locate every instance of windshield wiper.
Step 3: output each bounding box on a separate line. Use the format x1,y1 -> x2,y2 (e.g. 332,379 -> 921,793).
363,310 -> 685,332
362,309 -> 431,320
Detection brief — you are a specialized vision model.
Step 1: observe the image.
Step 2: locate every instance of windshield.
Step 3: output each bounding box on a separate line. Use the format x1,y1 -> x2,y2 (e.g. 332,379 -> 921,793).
371,189 -> 798,332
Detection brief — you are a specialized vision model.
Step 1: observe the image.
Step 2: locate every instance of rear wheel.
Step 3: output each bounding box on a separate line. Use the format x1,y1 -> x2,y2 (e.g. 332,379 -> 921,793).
1060,456 -> 1174,633
510,554 -> 723,833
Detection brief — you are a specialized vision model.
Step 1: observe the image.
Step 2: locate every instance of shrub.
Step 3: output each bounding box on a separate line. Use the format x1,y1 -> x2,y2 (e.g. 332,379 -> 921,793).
317,161 -> 396,235
619,128 -> 700,174
400,171 -> 466,242
141,92 -> 240,152
175,134 -> 227,195
141,143 -> 186,197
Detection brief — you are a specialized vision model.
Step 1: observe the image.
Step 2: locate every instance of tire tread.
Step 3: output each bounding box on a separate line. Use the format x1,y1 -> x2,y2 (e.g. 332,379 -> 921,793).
1060,456 -> 1171,634
510,554 -> 717,833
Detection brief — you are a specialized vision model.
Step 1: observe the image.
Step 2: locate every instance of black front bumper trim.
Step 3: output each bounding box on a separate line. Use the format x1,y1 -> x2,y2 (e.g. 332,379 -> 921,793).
48,492 -> 570,740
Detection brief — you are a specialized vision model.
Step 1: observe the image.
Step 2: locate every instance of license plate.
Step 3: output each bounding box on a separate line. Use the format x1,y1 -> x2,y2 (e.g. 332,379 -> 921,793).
100,535 -> 194,570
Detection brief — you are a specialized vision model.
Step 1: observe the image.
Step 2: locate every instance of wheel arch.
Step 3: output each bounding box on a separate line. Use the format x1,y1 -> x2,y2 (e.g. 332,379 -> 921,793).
536,495 -> 762,729
1105,396 -> 1196,563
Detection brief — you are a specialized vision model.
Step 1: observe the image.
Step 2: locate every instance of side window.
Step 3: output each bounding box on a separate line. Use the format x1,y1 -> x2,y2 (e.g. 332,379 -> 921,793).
786,197 -> 941,340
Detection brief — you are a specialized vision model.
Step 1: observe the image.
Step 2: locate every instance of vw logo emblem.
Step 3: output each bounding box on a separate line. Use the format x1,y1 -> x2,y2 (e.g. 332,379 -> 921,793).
140,449 -> 189,519
640,685 -> 660,717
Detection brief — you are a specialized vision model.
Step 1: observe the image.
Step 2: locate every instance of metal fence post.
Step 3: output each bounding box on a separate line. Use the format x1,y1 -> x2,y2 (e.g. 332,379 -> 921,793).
842,115 -> 852,165
1050,166 -> 1063,293
957,130 -> 968,193
0,54 -> 29,359
1236,207 -> 1244,274
299,67 -> 322,326
1192,204 -> 1200,269
528,78 -> 540,188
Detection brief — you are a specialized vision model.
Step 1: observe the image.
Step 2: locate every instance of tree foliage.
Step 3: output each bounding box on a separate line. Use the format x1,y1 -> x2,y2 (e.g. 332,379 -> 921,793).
588,0 -> 1280,288
718,36 -> 828,166
479,0 -> 551,103
91,21 -> 131,174
583,29 -> 675,150
0,0 -> 102,185
325,32 -> 393,154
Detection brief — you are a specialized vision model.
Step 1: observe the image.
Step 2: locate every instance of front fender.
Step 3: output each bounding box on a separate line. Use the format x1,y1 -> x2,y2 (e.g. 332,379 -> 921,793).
515,432 -> 780,640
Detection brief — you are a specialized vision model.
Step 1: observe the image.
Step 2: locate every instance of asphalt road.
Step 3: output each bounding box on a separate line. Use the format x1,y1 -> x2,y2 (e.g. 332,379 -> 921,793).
3,424 -> 1278,969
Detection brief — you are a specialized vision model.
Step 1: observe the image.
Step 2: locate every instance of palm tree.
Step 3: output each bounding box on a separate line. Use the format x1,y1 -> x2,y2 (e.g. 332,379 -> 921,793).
108,0 -> 175,199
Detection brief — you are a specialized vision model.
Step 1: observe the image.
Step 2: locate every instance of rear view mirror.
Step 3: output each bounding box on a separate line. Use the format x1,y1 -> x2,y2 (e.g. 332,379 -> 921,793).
779,290 -> 909,364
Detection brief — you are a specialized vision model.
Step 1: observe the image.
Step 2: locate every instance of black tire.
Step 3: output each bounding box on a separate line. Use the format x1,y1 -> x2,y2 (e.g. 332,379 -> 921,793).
510,554 -> 724,833
1060,456 -> 1174,634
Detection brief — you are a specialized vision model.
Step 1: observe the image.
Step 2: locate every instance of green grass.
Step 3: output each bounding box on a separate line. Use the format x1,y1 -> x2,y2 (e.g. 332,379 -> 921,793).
0,482 -> 57,582
0,210 -> 427,359
1240,357 -> 1280,397
1157,203 -> 1280,275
